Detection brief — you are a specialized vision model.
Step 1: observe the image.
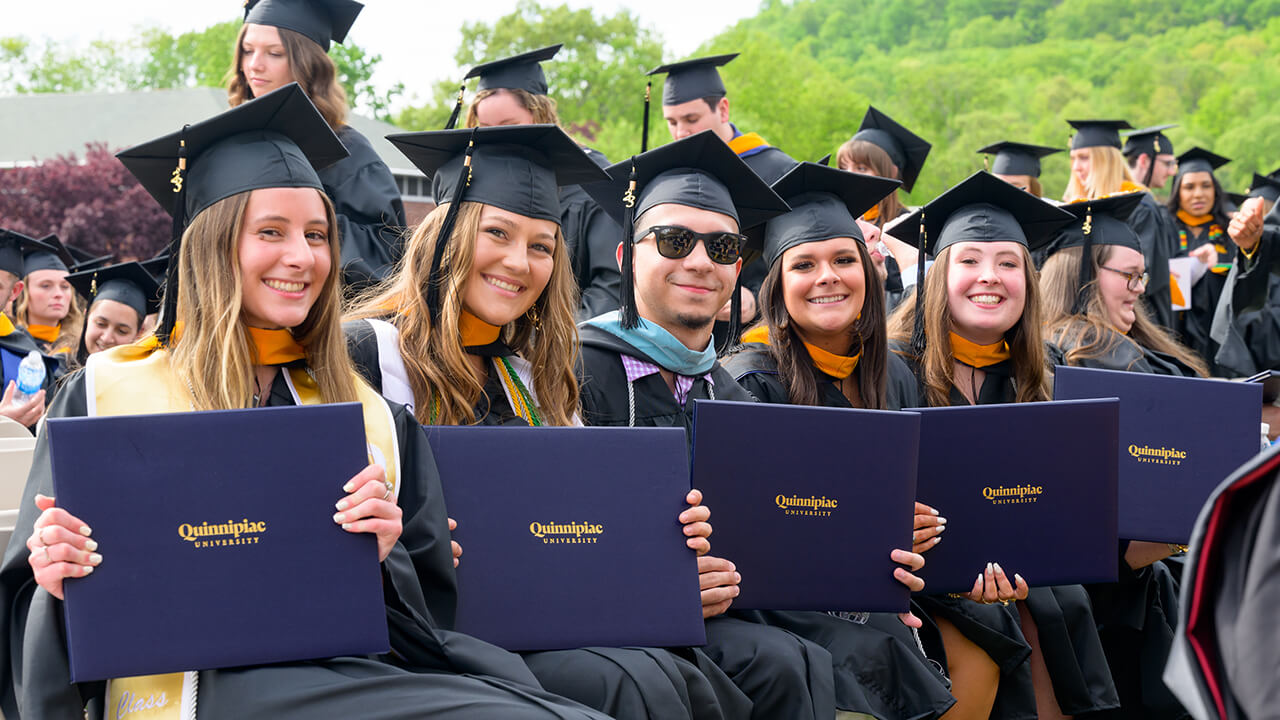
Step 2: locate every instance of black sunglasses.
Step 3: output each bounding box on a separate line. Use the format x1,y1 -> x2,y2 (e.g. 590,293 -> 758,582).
633,225 -> 747,265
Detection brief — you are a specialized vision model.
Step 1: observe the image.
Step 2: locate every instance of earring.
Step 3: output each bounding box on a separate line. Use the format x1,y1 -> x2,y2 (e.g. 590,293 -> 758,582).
526,304 -> 543,332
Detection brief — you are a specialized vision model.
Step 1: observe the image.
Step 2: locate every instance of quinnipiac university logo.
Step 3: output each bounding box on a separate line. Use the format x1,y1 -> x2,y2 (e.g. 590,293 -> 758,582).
982,485 -> 1043,505
178,519 -> 267,548
528,521 -> 604,544
775,494 -> 838,517
1128,444 -> 1187,466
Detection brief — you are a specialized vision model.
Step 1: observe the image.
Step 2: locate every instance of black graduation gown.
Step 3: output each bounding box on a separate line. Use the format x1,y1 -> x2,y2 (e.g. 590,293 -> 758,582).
1128,194 -> 1178,331
1165,442 -> 1280,719
324,126 -> 407,291
1171,216 -> 1232,373
0,367 -> 610,720
1046,330 -> 1193,719
1209,208 -> 1280,376
897,353 -> 1121,718
722,343 -> 956,719
559,148 -> 623,322
577,324 -> 838,720
344,319 -> 752,720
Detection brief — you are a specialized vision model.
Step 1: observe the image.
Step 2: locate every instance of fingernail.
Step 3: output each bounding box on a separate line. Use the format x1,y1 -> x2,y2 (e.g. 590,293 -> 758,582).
932,536 -> 942,544
987,562 -> 994,573
79,526 -> 92,537
931,507 -> 939,515
88,553 -> 102,565
937,516 -> 947,524
333,512 -> 346,524
936,524 -> 946,533
977,573 -> 984,583
82,565 -> 94,576
342,480 -> 355,493
727,561 -> 736,571
341,522 -> 352,530
1015,574 -> 1024,584
734,572 -> 741,583
335,499 -> 349,511
732,586 -> 741,596
85,539 -> 98,552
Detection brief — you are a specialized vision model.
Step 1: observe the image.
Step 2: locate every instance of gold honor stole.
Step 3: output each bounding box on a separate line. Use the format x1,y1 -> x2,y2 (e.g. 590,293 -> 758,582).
86,343 -> 400,720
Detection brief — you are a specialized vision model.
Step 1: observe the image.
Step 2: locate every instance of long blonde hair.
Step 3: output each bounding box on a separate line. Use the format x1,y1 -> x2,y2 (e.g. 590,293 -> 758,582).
465,87 -> 560,128
14,275 -> 84,355
347,201 -> 580,427
1040,245 -> 1208,376
1064,146 -> 1137,202
227,24 -> 348,131
888,244 -> 1051,407
167,190 -> 358,410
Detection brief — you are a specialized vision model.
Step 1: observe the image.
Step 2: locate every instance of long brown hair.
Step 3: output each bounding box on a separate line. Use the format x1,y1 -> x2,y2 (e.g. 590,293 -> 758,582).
752,240 -> 888,408
1040,245 -> 1209,376
888,244 -> 1051,407
465,88 -> 560,128
227,23 -> 348,131
347,201 -> 580,427
837,139 -> 905,224
167,190 -> 358,410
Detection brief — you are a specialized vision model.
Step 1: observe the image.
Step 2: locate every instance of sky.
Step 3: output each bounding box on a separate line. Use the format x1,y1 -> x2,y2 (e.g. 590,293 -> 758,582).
6,1 -> 761,109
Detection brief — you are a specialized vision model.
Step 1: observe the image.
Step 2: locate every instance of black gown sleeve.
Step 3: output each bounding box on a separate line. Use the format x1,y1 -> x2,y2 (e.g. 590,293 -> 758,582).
1127,196 -> 1176,330
559,186 -> 622,322
323,127 -> 407,289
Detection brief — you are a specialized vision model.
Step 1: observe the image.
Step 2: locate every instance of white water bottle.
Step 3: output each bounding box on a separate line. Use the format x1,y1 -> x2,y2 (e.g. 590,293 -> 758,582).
13,351 -> 45,404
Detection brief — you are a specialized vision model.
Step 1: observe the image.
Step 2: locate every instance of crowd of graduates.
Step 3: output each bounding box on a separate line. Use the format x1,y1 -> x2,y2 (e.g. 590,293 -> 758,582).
1,1 -> 1278,719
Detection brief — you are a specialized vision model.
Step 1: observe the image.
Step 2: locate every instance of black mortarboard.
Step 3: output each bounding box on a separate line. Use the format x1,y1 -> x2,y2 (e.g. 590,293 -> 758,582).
646,53 -> 738,106
1046,192 -> 1144,313
22,235 -> 75,275
1249,171 -> 1280,203
0,229 -> 35,278
66,244 -> 114,273
467,44 -> 561,96
1176,147 -> 1230,176
1122,124 -> 1177,157
243,0 -> 363,51
581,130 -> 790,341
386,124 -> 608,320
1068,119 -> 1134,151
141,251 -> 171,285
886,171 -> 1074,351
850,106 -> 931,192
115,82 -> 348,344
977,141 -> 1063,178
66,261 -> 162,318
763,162 -> 901,267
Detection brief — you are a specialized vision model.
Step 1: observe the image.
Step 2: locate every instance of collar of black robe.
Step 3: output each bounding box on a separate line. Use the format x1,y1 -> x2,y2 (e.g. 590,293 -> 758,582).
243,0 -> 363,52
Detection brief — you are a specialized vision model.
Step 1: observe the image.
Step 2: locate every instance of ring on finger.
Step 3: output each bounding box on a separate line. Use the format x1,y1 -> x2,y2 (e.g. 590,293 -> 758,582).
381,486 -> 391,501
42,545 -> 51,564
39,525 -> 52,546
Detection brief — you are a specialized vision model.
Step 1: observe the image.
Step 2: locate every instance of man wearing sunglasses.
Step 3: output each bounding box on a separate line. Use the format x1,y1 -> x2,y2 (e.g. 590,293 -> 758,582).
578,131 -> 837,720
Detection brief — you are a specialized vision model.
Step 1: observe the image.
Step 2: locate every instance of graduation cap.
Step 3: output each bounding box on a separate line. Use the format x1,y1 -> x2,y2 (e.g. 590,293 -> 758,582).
22,235 -> 75,276
243,0 -> 363,51
1249,171 -> 1280,204
141,251 -> 171,285
580,129 -> 790,343
1176,147 -> 1230,176
0,229 -> 37,279
443,45 -> 563,131
763,162 -> 901,267
850,107 -> 931,192
67,245 -> 114,273
646,53 -> 737,106
66,261 -> 162,319
385,124 -> 609,320
1122,124 -> 1177,157
1067,119 -> 1134,151
885,171 -> 1074,351
1046,192 -> 1144,313
977,141 -> 1063,178
115,82 -> 348,344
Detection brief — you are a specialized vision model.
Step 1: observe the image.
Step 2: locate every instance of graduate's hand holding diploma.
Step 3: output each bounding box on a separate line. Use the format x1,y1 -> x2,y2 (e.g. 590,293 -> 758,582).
964,562 -> 1028,605
448,517 -> 462,568
912,501 -> 945,554
333,463 -> 402,562
1228,196 -> 1266,253
682,488 -> 740,619
27,493 -> 100,600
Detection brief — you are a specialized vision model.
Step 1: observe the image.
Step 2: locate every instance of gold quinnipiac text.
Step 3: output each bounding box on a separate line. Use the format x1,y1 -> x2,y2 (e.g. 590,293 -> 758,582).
529,521 -> 604,544
775,494 -> 838,517
178,519 -> 267,548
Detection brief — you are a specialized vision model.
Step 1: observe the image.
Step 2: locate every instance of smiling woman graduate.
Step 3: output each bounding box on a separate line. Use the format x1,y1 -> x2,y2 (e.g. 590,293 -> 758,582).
887,172 -> 1120,720
0,84 -> 608,720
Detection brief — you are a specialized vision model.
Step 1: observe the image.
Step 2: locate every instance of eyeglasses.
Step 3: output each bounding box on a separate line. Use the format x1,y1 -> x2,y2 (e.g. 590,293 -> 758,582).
633,225 -> 747,265
1100,265 -> 1149,291
1157,158 -> 1178,170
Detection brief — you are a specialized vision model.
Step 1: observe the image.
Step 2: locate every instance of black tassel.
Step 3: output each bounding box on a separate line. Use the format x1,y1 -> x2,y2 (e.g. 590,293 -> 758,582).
910,211 -> 927,357
426,128 -> 478,323
619,161 -> 639,329
640,82 -> 652,154
1073,204 -> 1094,315
444,84 -> 466,130
157,125 -> 189,346
719,274 -> 743,355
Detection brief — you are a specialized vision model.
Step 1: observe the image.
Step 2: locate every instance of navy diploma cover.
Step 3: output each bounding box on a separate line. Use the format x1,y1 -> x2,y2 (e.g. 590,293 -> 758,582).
425,426 -> 706,652
690,399 -> 919,612
1054,366 -> 1262,542
914,399 -> 1120,593
48,403 -> 388,683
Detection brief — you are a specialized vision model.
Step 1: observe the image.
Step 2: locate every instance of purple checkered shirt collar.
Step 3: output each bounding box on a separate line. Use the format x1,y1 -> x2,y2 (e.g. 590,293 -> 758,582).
620,354 -> 715,406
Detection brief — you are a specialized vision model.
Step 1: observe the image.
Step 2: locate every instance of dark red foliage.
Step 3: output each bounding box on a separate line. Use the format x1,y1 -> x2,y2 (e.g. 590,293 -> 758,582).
0,143 -> 170,261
